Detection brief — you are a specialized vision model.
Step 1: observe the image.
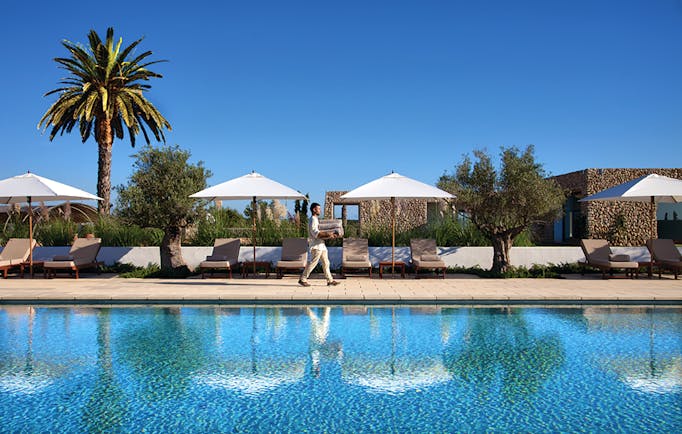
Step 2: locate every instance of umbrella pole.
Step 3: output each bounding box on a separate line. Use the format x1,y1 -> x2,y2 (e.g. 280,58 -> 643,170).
390,307 -> 396,375
391,197 -> 395,274
650,196 -> 657,240
252,196 -> 257,276
28,197 -> 33,277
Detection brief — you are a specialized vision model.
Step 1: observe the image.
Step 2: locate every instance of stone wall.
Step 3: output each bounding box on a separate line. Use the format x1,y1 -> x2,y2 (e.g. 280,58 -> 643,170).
551,168 -> 682,246
325,191 -> 429,232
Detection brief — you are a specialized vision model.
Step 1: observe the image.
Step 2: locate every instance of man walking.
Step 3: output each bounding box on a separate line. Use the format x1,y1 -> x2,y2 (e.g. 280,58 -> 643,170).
299,202 -> 340,287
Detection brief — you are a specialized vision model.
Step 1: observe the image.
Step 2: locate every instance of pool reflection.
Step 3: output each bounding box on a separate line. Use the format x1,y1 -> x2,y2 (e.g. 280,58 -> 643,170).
0,305 -> 680,432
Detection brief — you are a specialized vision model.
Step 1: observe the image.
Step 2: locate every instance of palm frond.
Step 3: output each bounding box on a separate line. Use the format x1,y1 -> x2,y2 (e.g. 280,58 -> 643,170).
117,37 -> 143,62
137,117 -> 152,144
40,27 -> 170,148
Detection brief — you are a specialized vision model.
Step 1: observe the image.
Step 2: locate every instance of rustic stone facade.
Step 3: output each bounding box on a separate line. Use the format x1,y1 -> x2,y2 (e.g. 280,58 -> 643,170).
324,191 -> 431,232
547,168 -> 682,246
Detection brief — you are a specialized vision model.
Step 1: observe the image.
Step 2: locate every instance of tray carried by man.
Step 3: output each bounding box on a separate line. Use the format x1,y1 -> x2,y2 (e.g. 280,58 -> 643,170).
317,219 -> 344,238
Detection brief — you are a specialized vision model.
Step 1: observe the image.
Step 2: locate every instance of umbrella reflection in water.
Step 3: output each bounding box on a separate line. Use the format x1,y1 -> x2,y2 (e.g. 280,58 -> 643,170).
195,308 -> 306,396
342,308 -> 452,395
595,308 -> 682,394
0,307 -> 70,394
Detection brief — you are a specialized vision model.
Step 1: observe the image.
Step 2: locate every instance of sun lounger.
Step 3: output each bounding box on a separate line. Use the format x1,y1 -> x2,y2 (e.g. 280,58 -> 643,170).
199,238 -> 241,278
276,238 -> 308,278
0,238 -> 36,278
410,239 -> 446,278
43,237 -> 102,279
341,238 -> 372,277
579,239 -> 639,279
646,239 -> 682,279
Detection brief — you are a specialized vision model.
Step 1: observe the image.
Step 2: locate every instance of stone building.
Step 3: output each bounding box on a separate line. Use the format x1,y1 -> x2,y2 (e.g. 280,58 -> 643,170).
541,168 -> 682,246
324,191 -> 446,233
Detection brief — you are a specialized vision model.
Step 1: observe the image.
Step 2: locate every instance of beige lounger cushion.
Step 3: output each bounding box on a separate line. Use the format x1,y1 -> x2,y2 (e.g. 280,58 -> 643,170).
410,239 -> 446,269
421,254 -> 441,262
347,255 -> 368,262
43,238 -> 102,269
580,239 -> 638,270
608,254 -> 631,262
342,238 -> 372,269
199,239 -> 241,273
199,260 -> 237,269
0,238 -> 36,265
587,259 -> 639,269
281,255 -> 303,262
277,238 -> 308,269
413,258 -> 446,268
44,259 -> 94,268
647,239 -> 682,262
276,260 -> 307,268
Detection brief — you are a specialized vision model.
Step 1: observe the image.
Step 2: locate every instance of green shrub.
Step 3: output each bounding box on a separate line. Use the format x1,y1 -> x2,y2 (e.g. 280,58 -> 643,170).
111,263 -> 196,278
188,209 -> 535,248
115,263 -> 162,278
0,214 -> 29,244
446,262 -> 582,278
94,217 -> 162,246
191,208 -> 249,246
2,214 -> 163,247
512,229 -> 535,247
256,219 -> 303,246
35,219 -> 81,246
190,207 -> 308,247
361,216 -> 513,248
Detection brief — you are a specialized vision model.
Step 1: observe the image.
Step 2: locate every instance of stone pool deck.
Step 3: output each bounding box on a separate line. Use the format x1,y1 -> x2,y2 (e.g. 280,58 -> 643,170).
0,273 -> 680,305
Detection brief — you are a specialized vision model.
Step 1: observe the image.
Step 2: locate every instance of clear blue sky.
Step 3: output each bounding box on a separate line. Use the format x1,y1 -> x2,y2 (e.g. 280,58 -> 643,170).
2,0 -> 681,215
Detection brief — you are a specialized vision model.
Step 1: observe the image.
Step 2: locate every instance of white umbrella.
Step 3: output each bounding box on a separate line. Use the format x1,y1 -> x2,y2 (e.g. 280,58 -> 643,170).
580,174 -> 682,238
340,172 -> 454,271
0,172 -> 102,275
190,171 -> 305,274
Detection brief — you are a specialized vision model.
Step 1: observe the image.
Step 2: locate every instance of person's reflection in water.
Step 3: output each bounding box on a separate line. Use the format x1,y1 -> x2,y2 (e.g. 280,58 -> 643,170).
307,307 -> 343,378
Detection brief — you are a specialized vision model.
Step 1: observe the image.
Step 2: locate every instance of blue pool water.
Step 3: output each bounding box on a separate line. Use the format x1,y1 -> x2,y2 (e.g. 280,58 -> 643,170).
0,306 -> 680,432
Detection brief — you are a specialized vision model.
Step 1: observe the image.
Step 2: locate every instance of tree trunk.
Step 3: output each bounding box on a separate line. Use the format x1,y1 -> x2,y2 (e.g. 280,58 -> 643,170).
160,226 -> 188,274
96,118 -> 114,215
491,233 -> 513,274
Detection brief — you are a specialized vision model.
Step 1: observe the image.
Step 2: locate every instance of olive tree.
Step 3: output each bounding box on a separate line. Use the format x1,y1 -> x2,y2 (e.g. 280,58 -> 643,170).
116,145 -> 211,273
438,146 -> 564,274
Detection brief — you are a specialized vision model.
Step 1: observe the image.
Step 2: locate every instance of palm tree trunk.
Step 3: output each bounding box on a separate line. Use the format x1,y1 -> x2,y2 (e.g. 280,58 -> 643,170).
96,118 -> 114,215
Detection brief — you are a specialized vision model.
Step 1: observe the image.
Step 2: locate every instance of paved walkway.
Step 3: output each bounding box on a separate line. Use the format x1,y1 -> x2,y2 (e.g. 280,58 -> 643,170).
0,273 -> 680,304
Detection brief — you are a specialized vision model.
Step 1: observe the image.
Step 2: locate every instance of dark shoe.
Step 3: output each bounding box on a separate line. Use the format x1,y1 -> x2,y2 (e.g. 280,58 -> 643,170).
298,280 -> 311,287
327,280 -> 340,286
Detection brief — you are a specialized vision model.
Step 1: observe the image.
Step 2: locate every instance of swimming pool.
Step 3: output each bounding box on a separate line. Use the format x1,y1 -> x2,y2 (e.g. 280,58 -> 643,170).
1,306 -> 680,432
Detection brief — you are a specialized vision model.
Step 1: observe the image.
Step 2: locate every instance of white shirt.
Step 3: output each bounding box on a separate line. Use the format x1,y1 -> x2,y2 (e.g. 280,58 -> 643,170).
308,215 -> 326,251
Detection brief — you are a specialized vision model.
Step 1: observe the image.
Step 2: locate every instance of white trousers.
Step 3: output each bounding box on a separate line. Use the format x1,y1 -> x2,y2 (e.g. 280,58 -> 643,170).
300,248 -> 333,282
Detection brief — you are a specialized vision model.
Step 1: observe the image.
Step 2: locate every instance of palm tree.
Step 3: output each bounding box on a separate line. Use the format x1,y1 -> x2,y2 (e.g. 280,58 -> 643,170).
38,27 -> 171,215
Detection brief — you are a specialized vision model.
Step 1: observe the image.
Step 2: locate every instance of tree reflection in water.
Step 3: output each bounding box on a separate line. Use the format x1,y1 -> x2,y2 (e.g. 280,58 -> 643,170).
82,309 -> 129,432
118,308 -> 208,400
443,308 -> 566,402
